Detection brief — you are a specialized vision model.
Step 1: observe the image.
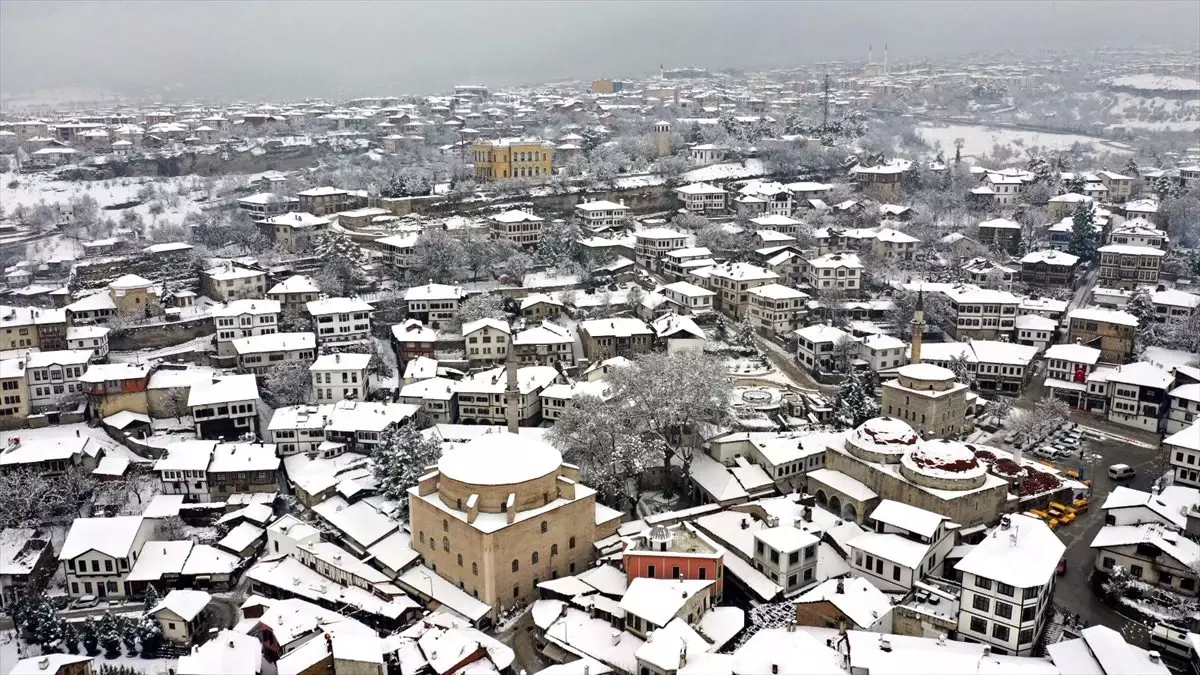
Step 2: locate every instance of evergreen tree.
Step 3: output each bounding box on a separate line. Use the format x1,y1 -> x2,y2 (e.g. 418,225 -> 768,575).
372,422 -> 442,516
98,612 -> 123,658
314,229 -> 367,296
142,584 -> 161,612
1123,157 -> 1139,177
833,370 -> 879,429
734,315 -> 757,348
686,123 -> 703,145
536,219 -> 583,270
119,615 -> 139,655
1125,286 -> 1154,326
63,620 -> 81,654
411,228 -> 466,284
31,597 -> 64,652
80,617 -> 100,656
1068,202 -> 1098,263
136,615 -> 163,659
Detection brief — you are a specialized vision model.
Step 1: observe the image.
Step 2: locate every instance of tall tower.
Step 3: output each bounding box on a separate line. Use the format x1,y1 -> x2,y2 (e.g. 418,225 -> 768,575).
504,346 -> 520,434
910,288 -> 926,364
884,42 -> 889,76
654,120 -> 671,158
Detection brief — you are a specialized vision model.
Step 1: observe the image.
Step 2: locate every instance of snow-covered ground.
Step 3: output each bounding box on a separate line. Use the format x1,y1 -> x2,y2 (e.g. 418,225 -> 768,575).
0,637 -> 178,675
1104,74 -> 1200,93
915,123 -> 1131,159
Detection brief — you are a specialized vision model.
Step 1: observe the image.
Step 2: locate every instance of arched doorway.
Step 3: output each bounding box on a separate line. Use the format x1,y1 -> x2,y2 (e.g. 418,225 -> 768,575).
842,503 -> 858,523
815,490 -> 828,507
828,495 -> 842,516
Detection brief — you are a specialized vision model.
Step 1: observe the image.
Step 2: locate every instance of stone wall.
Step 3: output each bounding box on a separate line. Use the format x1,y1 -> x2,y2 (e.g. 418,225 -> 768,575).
109,317 -> 213,351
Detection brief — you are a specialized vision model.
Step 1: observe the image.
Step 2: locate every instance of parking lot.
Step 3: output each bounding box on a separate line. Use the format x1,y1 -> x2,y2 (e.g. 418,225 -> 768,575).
1040,422 -> 1167,646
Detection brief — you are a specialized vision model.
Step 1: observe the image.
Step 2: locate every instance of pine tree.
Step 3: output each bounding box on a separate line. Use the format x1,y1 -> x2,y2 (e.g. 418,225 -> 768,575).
372,422 -> 442,516
142,585 -> 161,612
136,615 -> 163,659
686,123 -> 703,145
734,315 -> 757,348
119,615 -> 139,655
314,229 -> 367,296
833,370 -> 879,429
1068,202 -> 1098,263
1123,157 -> 1139,177
80,617 -> 100,656
63,620 -> 80,654
98,612 -> 123,658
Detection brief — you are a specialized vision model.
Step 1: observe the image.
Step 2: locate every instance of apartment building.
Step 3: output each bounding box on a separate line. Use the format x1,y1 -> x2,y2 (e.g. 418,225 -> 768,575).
1165,421 -> 1200,489
575,199 -> 631,233
1097,244 -> 1165,289
578,318 -> 654,361
1166,384 -> 1200,435
660,281 -> 715,315
847,501 -> 956,593
1108,218 -> 1166,249
267,275 -> 321,314
489,210 -> 544,248
188,374 -> 261,440
237,192 -> 296,219
463,318 -> 511,365
1105,362 -> 1173,433
212,299 -> 281,360
154,440 -> 217,501
306,297 -> 374,346
1019,250 -> 1079,289
735,180 -> 794,217
296,187 -> 360,216
60,516 -> 155,600
941,285 -> 1019,341
803,253 -> 863,298
258,212 -> 330,253
202,263 -> 267,302
662,247 -> 715,282
955,515 -> 1063,657
512,323 -> 574,367
206,441 -> 280,500
747,284 -> 808,336
24,350 -> 91,413
794,323 -> 853,373
1067,307 -> 1137,363
1097,170 -> 1134,202
977,218 -> 1022,255
66,325 -> 109,361
471,137 -> 554,181
1152,288 -> 1200,324
674,182 -> 727,214
630,229 -> 690,272
404,283 -> 464,330
849,160 -> 909,201
1044,343 -> 1102,408
0,358 -> 29,429
310,353 -> 370,404
707,262 -> 780,318
232,332 -> 316,375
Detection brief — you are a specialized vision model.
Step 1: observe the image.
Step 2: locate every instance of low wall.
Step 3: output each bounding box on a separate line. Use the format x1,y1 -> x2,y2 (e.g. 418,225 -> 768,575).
109,317 -> 213,351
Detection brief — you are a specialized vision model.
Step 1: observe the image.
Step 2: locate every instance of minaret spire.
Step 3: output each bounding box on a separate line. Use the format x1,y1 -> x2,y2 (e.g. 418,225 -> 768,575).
910,288 -> 926,364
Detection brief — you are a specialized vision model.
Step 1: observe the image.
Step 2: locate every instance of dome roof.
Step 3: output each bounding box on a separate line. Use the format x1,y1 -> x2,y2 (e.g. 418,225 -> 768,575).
438,432 -> 562,487
902,439 -> 986,479
850,417 -> 919,455
897,363 -> 955,382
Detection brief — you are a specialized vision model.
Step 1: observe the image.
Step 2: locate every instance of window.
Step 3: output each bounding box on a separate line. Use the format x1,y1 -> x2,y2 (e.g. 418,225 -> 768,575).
551,544 -> 558,556
443,519 -> 449,532
969,617 -> 987,634
972,595 -> 990,612
997,582 -> 1014,597
672,566 -> 681,579
540,521 -> 548,533
569,536 -> 576,549
1022,586 -> 1039,600
995,601 -> 1013,619
472,562 -> 478,575
512,559 -> 519,572
457,554 -> 463,567
1101,556 -> 1115,569
1019,628 -> 1035,645
1130,565 -> 1143,578
992,624 -> 1010,642
532,552 -> 539,565
974,576 -> 993,590
647,565 -> 656,578
513,585 -> 520,599
892,566 -> 901,581
1021,606 -> 1036,622
699,567 -> 707,580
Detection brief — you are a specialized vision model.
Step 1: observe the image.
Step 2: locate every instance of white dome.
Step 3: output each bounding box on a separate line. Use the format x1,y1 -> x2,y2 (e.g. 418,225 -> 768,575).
438,432 -> 562,486
897,363 -> 954,382
850,417 -> 919,454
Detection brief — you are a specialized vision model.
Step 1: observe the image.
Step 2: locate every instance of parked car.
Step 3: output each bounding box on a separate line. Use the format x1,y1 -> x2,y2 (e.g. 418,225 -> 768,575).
72,595 -> 99,609
1108,464 -> 1136,480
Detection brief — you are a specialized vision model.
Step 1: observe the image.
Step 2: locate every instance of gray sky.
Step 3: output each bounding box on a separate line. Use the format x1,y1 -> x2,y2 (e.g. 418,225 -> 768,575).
2,0 -> 1197,102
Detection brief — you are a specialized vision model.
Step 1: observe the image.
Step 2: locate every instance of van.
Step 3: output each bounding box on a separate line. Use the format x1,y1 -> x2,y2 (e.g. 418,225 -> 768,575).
1108,464 -> 1135,480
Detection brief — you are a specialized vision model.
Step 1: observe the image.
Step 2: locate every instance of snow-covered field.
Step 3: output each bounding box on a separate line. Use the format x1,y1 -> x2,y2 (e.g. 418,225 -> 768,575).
915,123 -> 1130,159
0,637 -> 177,675
1105,74 -> 1200,93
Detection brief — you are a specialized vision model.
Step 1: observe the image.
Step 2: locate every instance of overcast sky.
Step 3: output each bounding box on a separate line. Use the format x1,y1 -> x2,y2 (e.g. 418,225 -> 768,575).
2,0 -> 1197,102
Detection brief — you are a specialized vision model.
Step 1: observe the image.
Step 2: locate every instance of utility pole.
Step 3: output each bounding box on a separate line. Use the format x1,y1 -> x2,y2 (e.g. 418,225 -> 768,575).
822,73 -> 831,133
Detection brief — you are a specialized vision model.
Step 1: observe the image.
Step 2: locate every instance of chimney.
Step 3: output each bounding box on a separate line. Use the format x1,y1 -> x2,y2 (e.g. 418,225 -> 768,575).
771,666 -> 779,675
836,579 -> 844,594
1148,651 -> 1161,664
611,630 -> 622,646
802,506 -> 813,522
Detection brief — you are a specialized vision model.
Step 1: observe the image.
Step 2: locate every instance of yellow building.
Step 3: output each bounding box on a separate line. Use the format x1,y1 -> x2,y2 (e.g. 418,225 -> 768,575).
471,138 -> 554,181
409,433 -> 621,619
107,274 -> 160,316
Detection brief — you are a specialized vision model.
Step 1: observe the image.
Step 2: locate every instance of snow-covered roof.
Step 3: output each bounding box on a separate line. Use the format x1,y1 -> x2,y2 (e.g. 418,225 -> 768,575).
580,317 -> 652,338
232,331 -> 315,355
404,283 -> 464,302
268,275 -> 320,295
1043,343 -> 1101,365
795,576 -> 892,628
209,442 -> 280,473
437,432 -> 561,486
310,352 -> 372,371
212,299 -> 281,317
1069,306 -> 1138,327
955,514 -> 1064,587
869,499 -> 947,538
306,297 -> 373,315
60,515 -> 145,559
263,212 -> 330,228
151,589 -> 212,622
462,317 -> 510,335
188,374 -> 259,407
619,577 -> 713,627
1105,362 -> 1173,390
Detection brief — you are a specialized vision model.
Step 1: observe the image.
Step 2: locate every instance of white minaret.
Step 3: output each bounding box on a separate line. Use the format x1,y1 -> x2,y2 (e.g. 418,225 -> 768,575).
504,347 -> 520,433
654,120 -> 671,158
